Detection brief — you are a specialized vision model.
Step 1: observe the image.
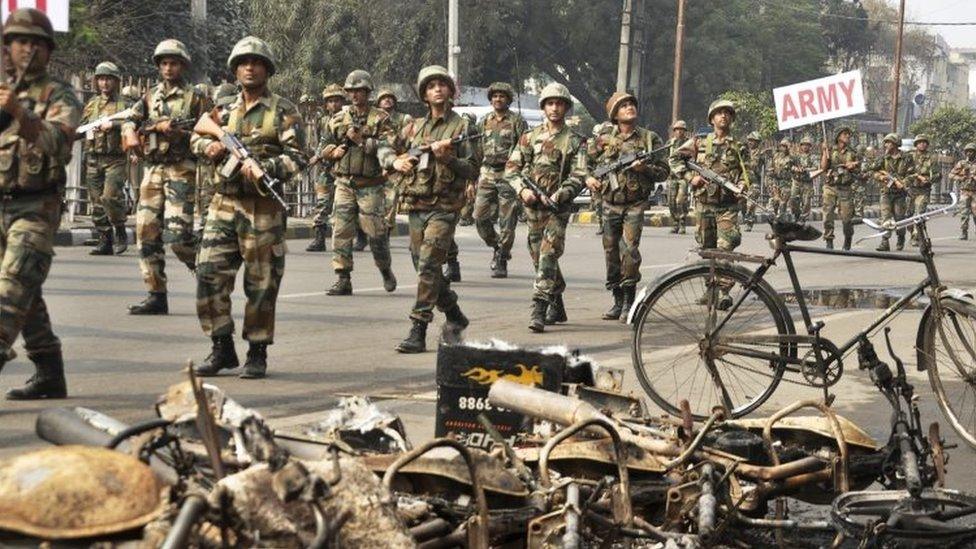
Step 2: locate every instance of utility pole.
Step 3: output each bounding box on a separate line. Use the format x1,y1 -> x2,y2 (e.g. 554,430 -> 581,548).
447,0 -> 460,88
191,0 -> 208,81
890,0 -> 905,133
671,0 -> 686,123
629,0 -> 647,103
616,0 -> 633,92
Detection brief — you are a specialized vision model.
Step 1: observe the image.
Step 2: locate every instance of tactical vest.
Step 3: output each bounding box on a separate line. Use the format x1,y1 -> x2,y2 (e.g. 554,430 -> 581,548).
592,126 -> 656,205
0,78 -> 64,194
480,111 -> 522,168
217,95 -> 283,197
879,154 -> 909,196
85,96 -> 127,156
526,125 -> 582,195
695,134 -> 748,206
332,108 -> 385,179
825,147 -> 859,187
141,85 -> 196,163
399,113 -> 469,202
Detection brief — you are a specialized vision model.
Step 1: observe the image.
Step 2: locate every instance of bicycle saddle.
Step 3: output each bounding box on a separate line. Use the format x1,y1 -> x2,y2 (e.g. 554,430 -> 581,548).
770,220 -> 823,242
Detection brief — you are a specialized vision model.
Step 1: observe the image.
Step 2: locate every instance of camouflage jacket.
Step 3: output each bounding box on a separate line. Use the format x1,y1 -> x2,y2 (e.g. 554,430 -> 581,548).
769,151 -> 796,184
869,151 -> 913,195
477,109 -> 527,169
81,93 -> 127,156
743,144 -> 766,186
670,132 -> 750,207
587,125 -> 664,205
505,121 -> 587,211
823,146 -> 861,187
321,106 -> 395,181
0,70 -> 82,194
191,89 -> 306,197
124,80 -> 210,163
908,150 -> 941,190
950,158 -> 976,192
378,109 -> 479,212
793,152 -> 819,184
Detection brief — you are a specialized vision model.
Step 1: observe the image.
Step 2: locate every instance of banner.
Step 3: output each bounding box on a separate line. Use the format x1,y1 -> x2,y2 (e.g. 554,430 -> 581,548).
773,70 -> 866,131
2,0 -> 70,32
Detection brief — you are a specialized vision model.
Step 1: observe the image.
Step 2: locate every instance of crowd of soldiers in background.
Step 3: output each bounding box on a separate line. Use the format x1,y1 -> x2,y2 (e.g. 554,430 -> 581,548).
3,5 -> 976,402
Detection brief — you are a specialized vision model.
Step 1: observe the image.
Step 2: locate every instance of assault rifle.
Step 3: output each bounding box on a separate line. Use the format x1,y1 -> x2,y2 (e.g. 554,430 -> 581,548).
403,132 -> 483,171
76,107 -> 135,137
139,117 -> 196,135
193,114 -> 289,210
517,175 -> 559,213
877,170 -> 905,191
592,143 -> 670,180
686,160 -> 745,196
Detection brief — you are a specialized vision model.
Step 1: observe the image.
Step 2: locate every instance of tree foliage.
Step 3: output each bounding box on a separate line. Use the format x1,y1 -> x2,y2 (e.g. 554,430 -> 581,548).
909,106 -> 976,151
719,90 -> 778,138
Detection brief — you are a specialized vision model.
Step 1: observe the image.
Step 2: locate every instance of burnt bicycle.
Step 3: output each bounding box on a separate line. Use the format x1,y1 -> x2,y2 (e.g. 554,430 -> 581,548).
628,193 -> 976,449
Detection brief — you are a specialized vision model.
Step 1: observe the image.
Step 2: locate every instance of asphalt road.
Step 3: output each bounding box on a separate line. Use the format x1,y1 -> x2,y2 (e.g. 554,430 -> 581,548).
2,214 -> 976,493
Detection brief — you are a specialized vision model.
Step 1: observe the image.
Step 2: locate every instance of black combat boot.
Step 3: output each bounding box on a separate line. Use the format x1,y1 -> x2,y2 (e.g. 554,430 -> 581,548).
444,260 -> 462,283
842,234 -> 853,251
602,288 -> 624,320
327,271 -> 352,296
669,224 -> 679,234
876,238 -> 890,252
380,267 -> 397,292
128,292 -> 168,315
896,232 -> 905,251
491,249 -> 508,279
5,351 -> 67,400
113,225 -> 128,255
825,239 -> 834,250
194,335 -> 240,376
239,343 -> 268,379
305,226 -> 327,252
678,223 -> 687,234
545,294 -> 568,325
441,305 -> 469,345
961,229 -> 969,241
354,229 -> 368,251
619,287 -> 636,324
89,230 -> 113,256
396,320 -> 428,353
529,299 -> 548,333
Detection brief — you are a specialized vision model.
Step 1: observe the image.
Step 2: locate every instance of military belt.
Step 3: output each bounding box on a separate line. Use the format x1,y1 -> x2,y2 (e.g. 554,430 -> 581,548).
0,188 -> 59,201
339,175 -> 385,188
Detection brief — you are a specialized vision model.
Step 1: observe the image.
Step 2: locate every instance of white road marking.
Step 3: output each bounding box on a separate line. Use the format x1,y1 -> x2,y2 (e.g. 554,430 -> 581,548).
280,284 -> 418,299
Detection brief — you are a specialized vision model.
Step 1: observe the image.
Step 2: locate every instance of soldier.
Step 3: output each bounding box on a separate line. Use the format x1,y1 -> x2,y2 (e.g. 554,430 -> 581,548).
122,39 -> 211,315
321,70 -> 397,296
906,134 -> 940,246
121,84 -> 141,107
790,136 -> 819,222
670,99 -> 749,256
869,133 -> 913,251
820,125 -> 860,250
190,36 -> 306,379
305,83 -> 345,252
0,8 -> 82,399
80,61 -> 129,256
665,120 -> 689,234
767,138 -> 795,221
381,65 -> 476,353
741,131 -> 764,231
587,92 -> 666,322
376,88 -> 413,234
195,82 -> 237,242
950,142 -> 976,240
472,82 -> 527,278
853,145 -> 873,223
505,83 -> 586,333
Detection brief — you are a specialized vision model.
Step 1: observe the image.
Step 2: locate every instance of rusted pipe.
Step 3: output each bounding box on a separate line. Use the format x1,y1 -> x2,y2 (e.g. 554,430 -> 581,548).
761,399 -> 850,492
410,518 -> 452,542
665,410 -> 724,471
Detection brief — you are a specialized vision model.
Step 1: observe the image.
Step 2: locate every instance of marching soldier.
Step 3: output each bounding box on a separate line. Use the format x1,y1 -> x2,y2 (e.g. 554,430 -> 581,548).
790,136 -> 819,223
587,92 -> 666,322
820,125 -> 860,250
950,142 -> 976,240
767,138 -> 795,221
471,82 -> 527,278
381,65 -> 476,353
191,36 -> 306,379
442,111 -> 481,284
322,70 -> 397,296
305,83 -> 345,252
0,8 -> 82,399
195,82 -> 238,237
853,145 -> 873,223
123,39 -> 211,315
869,133 -> 913,251
665,120 -> 689,234
81,61 -> 129,256
741,131 -> 764,231
906,134 -> 940,246
505,83 -> 586,333
376,88 -> 413,234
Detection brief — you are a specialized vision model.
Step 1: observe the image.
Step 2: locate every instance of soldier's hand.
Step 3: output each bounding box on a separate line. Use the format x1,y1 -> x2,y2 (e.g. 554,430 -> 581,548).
241,159 -> 262,184
205,141 -> 227,160
393,156 -> 416,174
156,119 -> 173,135
465,182 -> 476,201
0,85 -> 20,117
345,126 -> 363,145
690,175 -> 706,188
630,159 -> 647,173
431,139 -> 453,161
330,144 -> 347,160
844,161 -> 858,170
585,176 -> 602,192
99,121 -> 114,131
519,188 -> 537,205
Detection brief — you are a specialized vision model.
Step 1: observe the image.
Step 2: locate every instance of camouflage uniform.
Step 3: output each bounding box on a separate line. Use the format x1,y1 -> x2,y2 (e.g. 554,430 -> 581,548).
123,41 -> 210,305
0,8 -> 83,400
195,83 -> 237,242
853,147 -> 873,221
741,133 -> 764,230
790,144 -> 818,222
305,83 -> 344,251
949,144 -> 976,239
821,129 -> 861,249
869,135 -> 913,250
377,88 -> 413,228
767,143 -> 795,220
474,102 -> 527,274
80,76 -> 128,253
665,120 -> 689,233
906,135 -> 940,245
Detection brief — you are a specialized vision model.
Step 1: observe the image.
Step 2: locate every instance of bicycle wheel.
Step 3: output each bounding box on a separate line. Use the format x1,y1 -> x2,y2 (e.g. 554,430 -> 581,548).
920,300 -> 976,449
631,261 -> 795,419
832,489 -> 976,545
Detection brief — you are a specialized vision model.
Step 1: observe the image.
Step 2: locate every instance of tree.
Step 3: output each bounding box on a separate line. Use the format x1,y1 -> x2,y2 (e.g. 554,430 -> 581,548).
719,90 -> 778,138
909,105 -> 976,151
820,0 -> 875,72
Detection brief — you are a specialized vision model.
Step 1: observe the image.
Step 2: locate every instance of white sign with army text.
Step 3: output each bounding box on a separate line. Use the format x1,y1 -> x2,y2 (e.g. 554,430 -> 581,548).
773,70 -> 867,131
2,0 -> 69,32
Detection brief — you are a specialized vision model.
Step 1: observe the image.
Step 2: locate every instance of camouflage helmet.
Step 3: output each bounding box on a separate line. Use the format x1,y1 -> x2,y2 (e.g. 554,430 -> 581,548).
487,82 -> 515,102
3,8 -> 55,49
153,39 -> 191,66
416,65 -> 456,99
605,91 -> 637,121
344,69 -> 374,91
538,82 -> 572,109
746,131 -> 761,142
882,132 -> 900,146
833,124 -> 854,142
94,62 -> 122,80
800,135 -> 813,146
227,36 -> 276,76
375,88 -> 398,105
913,134 -> 930,145
778,138 -> 791,148
213,82 -> 238,108
964,143 -> 976,153
322,83 -> 344,100
707,99 -> 736,122
672,119 -> 688,130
